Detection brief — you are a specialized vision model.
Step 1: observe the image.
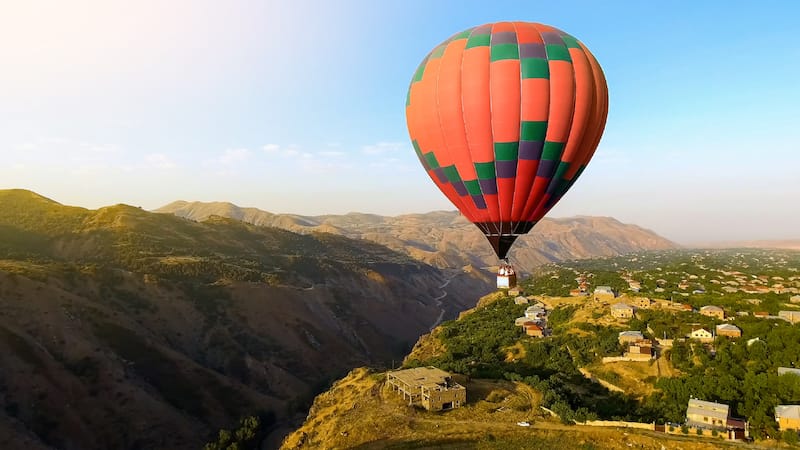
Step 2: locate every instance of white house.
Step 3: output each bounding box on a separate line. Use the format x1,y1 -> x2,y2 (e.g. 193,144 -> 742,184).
525,306 -> 546,320
690,328 -> 713,341
686,398 -> 729,429
515,316 -> 531,326
778,367 -> 800,377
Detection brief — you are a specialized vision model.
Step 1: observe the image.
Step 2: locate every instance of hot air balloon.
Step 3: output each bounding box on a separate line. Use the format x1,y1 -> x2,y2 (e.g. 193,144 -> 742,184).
405,21 -> 608,288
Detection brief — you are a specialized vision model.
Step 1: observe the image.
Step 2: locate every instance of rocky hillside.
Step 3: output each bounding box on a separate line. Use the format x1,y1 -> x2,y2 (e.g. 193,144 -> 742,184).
156,201 -> 677,271
0,189 -> 486,450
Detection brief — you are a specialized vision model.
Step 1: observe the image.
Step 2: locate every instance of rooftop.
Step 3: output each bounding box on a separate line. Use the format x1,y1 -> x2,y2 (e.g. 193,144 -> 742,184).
388,367 -> 453,388
611,303 -> 633,310
776,405 -> 800,420
619,331 -> 644,338
701,305 -> 724,312
687,398 -> 729,421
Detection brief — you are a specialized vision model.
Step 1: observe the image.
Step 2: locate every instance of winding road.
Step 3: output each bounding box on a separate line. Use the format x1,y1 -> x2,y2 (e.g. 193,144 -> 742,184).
428,275 -> 455,331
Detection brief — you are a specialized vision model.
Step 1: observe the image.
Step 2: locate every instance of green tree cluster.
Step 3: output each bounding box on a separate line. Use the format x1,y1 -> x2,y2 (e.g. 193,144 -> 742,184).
204,415 -> 267,450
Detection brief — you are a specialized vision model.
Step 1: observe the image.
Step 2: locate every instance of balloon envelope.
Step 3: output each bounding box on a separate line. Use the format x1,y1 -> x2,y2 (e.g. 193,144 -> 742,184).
406,22 -> 608,259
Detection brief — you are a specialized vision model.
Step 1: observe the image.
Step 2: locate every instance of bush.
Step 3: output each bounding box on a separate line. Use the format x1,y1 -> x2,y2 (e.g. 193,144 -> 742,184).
485,391 -> 507,403
681,425 -> 688,434
204,415 -> 264,450
696,428 -> 703,436
783,430 -> 800,445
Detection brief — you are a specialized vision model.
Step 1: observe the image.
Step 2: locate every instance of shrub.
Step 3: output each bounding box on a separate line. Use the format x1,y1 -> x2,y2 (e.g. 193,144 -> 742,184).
783,430 -> 800,445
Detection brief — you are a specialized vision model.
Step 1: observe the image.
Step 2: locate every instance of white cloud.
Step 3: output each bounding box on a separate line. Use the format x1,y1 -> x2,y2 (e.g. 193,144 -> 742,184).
318,151 -> 345,157
362,141 -> 407,155
300,158 -> 353,174
263,143 -> 280,153
145,153 -> 176,170
262,143 -> 306,158
262,144 -> 347,162
217,148 -> 251,165
13,136 -> 122,160
69,163 -> 110,176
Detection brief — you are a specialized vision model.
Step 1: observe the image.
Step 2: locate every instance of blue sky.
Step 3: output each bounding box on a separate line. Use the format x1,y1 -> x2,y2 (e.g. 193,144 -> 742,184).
1,1 -> 798,243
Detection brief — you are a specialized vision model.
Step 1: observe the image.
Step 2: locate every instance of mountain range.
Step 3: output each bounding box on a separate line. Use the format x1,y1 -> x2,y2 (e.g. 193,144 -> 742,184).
0,189 -> 677,449
688,239 -> 800,251
155,201 -> 677,272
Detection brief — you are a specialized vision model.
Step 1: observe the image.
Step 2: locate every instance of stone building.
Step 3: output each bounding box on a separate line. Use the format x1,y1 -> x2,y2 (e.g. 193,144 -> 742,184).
387,367 -> 466,411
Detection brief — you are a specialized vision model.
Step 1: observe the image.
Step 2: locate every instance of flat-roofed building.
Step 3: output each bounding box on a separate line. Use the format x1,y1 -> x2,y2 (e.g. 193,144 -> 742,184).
525,306 -> 546,320
686,398 -> 729,429
387,367 -> 466,411
610,303 -> 634,319
618,330 -> 644,344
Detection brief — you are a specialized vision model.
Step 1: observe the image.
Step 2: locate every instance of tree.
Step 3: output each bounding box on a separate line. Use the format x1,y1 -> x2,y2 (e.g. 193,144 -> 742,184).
204,416 -> 264,450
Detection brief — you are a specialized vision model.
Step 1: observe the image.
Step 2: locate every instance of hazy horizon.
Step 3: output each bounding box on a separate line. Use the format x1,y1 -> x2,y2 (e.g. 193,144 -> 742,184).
2,1 -> 798,244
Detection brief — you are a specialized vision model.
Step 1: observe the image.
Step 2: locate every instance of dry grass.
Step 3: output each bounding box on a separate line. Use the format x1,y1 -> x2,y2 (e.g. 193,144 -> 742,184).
404,330 -> 447,364
503,342 -> 527,362
280,368 -> 760,450
586,361 -> 654,398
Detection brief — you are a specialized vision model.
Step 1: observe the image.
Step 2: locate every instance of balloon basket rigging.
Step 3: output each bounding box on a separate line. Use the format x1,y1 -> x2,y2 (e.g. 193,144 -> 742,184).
497,261 -> 517,289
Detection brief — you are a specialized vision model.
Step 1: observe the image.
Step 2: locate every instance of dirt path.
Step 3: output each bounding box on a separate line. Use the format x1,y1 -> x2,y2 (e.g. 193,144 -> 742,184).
578,367 -> 625,393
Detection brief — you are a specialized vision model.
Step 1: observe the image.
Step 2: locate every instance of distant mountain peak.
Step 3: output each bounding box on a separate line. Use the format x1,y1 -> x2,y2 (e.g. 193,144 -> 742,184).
155,200 -> 678,270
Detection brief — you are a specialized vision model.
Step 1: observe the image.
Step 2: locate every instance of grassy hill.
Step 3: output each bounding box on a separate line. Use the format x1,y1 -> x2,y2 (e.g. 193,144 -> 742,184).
0,189 -> 489,449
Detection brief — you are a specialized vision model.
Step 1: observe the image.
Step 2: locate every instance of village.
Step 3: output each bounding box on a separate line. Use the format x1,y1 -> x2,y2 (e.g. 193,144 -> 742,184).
529,249 -> 800,441
384,249 -> 800,444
